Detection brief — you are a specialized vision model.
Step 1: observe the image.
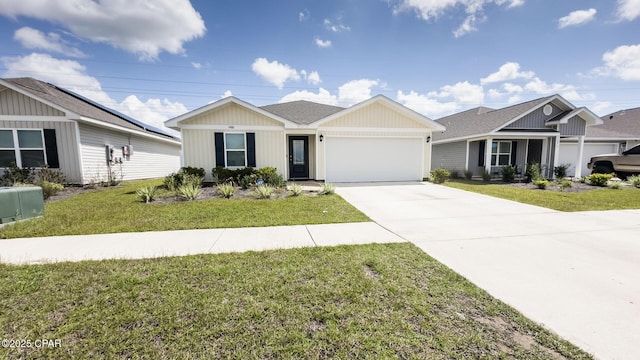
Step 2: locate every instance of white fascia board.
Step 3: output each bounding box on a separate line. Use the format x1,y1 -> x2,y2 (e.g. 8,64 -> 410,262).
164,96 -> 299,129
0,79 -> 80,119
79,116 -> 181,146
0,115 -> 74,122
313,95 -> 446,131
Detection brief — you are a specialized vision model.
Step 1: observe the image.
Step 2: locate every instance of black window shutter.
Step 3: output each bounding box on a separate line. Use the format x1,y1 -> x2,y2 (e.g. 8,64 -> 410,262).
246,133 -> 256,167
511,141 -> 518,166
478,140 -> 485,167
214,132 -> 225,167
43,129 -> 60,168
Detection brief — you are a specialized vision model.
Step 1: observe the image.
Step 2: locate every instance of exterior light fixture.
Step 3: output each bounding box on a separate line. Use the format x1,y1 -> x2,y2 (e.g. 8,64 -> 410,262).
426,136 -> 431,143
319,134 -> 324,142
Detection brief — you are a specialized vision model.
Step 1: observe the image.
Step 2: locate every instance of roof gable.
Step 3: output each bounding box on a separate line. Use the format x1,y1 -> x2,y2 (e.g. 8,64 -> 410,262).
1,77 -> 178,141
165,96 -> 298,129
260,100 -> 344,125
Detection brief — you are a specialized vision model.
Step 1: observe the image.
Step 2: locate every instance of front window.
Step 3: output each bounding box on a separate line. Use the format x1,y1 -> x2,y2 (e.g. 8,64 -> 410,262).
0,129 -> 46,168
491,141 -> 511,166
225,133 -> 246,167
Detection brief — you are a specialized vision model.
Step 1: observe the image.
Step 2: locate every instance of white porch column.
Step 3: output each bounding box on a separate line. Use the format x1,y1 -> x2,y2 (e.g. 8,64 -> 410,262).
484,138 -> 492,173
575,135 -> 585,179
464,140 -> 470,171
553,135 -> 561,179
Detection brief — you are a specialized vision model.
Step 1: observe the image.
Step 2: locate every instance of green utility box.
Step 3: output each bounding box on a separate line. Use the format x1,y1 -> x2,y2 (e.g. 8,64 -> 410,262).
0,186 -> 45,224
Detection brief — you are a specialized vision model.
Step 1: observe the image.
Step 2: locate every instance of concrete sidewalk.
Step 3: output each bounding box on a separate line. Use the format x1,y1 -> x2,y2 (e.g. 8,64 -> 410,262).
0,222 -> 405,264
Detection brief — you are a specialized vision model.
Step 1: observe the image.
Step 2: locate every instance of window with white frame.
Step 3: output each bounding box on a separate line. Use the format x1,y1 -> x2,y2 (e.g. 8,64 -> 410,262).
225,133 -> 246,167
491,141 -> 511,166
0,129 -> 46,168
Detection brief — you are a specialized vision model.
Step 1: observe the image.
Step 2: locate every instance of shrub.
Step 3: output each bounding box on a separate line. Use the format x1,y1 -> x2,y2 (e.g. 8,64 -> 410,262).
217,183 -> 235,198
0,162 -> 34,186
163,173 -> 181,191
263,172 -> 285,187
608,178 -> 624,189
319,183 -> 335,195
177,182 -> 201,201
587,173 -> 613,187
556,179 -> 573,192
533,179 -> 549,189
35,166 -> 66,185
136,186 -> 158,203
481,168 -> 491,183
256,167 -> 278,179
501,165 -> 516,183
554,164 -> 570,179
254,185 -> 274,199
40,181 -> 64,199
212,167 -> 255,184
238,174 -> 257,190
181,173 -> 203,188
430,168 -> 450,184
627,175 -> 640,188
287,183 -> 303,196
525,163 -> 542,183
180,166 -> 205,179
464,170 -> 473,180
449,169 -> 459,179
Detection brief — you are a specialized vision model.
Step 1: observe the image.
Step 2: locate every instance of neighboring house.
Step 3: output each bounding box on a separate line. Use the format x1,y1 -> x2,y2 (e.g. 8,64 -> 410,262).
165,95 -> 445,182
431,94 -> 602,179
0,77 -> 181,184
559,107 -> 640,177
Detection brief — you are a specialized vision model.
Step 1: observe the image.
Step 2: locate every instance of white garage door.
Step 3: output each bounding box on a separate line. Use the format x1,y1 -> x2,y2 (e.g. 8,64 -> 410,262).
559,143 -> 619,178
325,137 -> 423,182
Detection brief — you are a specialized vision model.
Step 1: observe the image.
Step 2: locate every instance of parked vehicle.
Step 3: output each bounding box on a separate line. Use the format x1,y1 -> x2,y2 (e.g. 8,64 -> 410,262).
587,144 -> 640,176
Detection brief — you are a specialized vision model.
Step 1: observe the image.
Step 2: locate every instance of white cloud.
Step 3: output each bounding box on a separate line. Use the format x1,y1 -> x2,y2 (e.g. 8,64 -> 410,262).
315,37 -> 332,48
394,0 -> 524,37
338,79 -> 379,105
591,101 -> 614,115
0,0 -> 205,61
597,44 -> 640,81
481,62 -> 534,84
279,88 -> 338,105
616,0 -> 640,21
431,81 -> 485,104
1,53 -> 183,136
13,27 -> 85,57
306,71 -> 321,85
222,90 -> 233,98
558,8 -> 596,29
251,57 -> 300,89
324,19 -> 351,32
299,9 -> 310,22
191,62 -> 202,69
524,77 -> 567,94
396,90 -> 458,118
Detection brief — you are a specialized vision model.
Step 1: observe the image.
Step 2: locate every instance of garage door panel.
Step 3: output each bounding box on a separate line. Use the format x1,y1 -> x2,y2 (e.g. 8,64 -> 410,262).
325,137 -> 423,182
559,143 -> 619,178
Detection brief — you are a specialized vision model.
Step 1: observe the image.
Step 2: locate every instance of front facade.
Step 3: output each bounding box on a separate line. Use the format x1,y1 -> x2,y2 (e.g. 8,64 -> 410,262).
0,78 -> 181,184
166,95 -> 446,182
432,95 -> 602,179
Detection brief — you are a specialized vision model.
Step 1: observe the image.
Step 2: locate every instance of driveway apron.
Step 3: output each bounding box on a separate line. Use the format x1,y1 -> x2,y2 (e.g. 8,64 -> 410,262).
336,182 -> 640,360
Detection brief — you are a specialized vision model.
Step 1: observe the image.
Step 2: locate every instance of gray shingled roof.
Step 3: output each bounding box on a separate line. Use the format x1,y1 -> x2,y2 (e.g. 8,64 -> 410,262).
587,107 -> 640,139
3,77 -> 177,140
260,100 -> 344,125
433,96 -> 553,141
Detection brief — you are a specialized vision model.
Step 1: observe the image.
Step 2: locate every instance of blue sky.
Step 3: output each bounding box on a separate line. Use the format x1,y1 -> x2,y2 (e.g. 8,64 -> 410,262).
1,0 -> 639,135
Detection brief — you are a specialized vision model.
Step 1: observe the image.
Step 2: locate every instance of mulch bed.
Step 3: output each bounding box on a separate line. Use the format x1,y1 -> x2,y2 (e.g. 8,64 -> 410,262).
504,181 -> 595,193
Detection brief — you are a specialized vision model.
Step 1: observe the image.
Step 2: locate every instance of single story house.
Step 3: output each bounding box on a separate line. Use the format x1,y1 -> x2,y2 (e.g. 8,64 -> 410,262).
558,107 -> 640,177
0,77 -> 181,184
165,95 -> 445,182
431,94 -> 602,179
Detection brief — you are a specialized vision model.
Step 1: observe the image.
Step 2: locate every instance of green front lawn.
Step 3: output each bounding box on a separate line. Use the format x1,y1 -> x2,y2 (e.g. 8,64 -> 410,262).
445,179 -> 640,212
0,243 -> 591,359
0,180 -> 369,239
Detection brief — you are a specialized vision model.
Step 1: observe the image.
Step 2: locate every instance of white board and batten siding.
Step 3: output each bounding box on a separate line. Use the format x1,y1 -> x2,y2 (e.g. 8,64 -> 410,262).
78,123 -> 180,184
180,103 -> 287,181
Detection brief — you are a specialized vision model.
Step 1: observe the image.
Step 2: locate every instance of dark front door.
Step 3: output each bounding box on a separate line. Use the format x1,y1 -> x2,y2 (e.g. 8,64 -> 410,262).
527,139 -> 543,164
289,136 -> 309,179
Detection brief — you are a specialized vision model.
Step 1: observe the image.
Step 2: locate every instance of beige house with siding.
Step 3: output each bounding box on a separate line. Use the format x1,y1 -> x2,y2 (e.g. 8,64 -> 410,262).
165,95 -> 445,182
0,77 -> 181,184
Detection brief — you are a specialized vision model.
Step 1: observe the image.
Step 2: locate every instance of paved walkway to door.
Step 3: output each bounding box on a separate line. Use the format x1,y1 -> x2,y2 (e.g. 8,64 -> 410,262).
336,182 -> 640,360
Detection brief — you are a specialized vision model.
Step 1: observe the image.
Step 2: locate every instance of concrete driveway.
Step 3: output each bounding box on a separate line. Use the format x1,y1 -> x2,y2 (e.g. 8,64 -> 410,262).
336,182 -> 640,360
